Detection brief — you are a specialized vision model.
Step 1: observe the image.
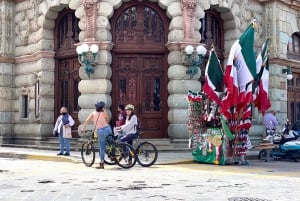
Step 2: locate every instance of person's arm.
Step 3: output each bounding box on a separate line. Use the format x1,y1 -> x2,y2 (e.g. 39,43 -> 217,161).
53,115 -> 62,132
273,116 -> 278,127
120,115 -> 137,133
81,112 -> 94,132
67,115 -> 75,127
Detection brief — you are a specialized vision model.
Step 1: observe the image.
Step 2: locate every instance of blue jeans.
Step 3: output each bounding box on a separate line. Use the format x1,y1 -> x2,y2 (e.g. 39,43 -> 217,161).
97,125 -> 112,162
58,132 -> 70,154
120,133 -> 138,146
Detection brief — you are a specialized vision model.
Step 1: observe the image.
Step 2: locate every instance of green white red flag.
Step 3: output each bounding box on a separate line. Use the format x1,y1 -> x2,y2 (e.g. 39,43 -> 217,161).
202,48 -> 223,105
221,20 -> 256,116
253,39 -> 271,115
220,20 -> 257,132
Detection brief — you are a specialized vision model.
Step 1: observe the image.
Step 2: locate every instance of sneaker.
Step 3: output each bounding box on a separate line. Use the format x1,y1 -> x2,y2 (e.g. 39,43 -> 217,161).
57,153 -> 63,156
64,153 -> 70,156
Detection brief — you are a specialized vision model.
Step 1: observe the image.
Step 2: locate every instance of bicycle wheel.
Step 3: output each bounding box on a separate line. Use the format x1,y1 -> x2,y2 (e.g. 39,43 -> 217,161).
104,142 -> 117,165
81,141 -> 95,167
136,141 -> 158,167
114,142 -> 136,169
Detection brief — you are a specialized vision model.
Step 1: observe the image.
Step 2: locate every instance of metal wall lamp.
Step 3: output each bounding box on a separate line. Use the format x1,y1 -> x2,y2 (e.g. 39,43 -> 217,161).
282,66 -> 293,80
184,45 -> 207,79
76,44 -> 99,78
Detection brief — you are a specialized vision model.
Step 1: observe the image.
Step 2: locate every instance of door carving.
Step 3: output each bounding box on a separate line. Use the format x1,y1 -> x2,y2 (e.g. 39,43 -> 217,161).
111,2 -> 169,138
54,8 -> 80,137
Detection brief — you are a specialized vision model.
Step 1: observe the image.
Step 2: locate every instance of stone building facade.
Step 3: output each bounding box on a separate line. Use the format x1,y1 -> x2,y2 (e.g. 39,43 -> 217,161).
1,0 -> 300,145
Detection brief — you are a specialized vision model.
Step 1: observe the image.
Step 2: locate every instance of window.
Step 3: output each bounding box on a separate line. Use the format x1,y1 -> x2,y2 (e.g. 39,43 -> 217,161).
21,95 -> 28,118
287,32 -> 300,60
115,6 -> 165,44
200,10 -> 224,58
35,80 -> 40,118
199,9 -> 224,87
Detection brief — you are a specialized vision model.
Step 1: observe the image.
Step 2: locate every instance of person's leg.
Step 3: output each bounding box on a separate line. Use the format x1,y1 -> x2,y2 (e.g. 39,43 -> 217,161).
99,126 -> 112,161
58,132 -> 64,155
121,133 -> 136,146
64,138 -> 70,155
97,126 -> 111,169
120,133 -> 136,163
98,131 -> 106,162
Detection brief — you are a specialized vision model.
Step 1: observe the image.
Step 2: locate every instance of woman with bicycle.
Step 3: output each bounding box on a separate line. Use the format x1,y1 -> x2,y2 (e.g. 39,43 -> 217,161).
81,101 -> 112,169
116,104 -> 138,146
116,104 -> 158,167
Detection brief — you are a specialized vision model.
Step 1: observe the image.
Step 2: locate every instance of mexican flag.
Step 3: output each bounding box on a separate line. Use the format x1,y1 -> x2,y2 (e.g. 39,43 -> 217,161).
202,48 -> 223,105
221,21 -> 256,113
253,39 -> 271,114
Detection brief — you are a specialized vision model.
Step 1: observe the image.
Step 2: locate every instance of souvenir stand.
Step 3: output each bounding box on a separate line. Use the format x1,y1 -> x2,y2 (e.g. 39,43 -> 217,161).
187,91 -> 227,165
187,90 -> 251,165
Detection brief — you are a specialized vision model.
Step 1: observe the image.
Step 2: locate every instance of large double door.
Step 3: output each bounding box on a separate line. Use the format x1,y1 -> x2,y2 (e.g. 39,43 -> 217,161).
112,54 -> 168,138
55,58 -> 81,137
54,8 -> 80,137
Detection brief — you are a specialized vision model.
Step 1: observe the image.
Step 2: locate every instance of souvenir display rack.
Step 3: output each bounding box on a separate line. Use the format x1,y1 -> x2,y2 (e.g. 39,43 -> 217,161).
187,91 -> 226,165
187,91 -> 251,165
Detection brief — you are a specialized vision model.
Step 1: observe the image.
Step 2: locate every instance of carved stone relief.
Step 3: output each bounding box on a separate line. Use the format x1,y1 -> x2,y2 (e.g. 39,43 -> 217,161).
181,0 -> 196,42
30,0 -> 43,17
16,18 -> 30,46
0,1 -> 14,56
297,13 -> 300,31
83,0 -> 98,41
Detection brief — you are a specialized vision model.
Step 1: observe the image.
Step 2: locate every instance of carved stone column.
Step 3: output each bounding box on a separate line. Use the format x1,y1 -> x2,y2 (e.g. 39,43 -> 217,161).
181,0 -> 196,42
78,1 -> 114,132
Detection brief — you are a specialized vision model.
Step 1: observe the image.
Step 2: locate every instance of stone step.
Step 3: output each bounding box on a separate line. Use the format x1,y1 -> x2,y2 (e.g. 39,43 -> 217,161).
1,134 -> 263,153
39,137 -> 186,152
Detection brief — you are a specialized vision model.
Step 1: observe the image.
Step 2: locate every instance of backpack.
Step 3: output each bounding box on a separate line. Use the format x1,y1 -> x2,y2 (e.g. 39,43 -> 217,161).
134,117 -> 143,134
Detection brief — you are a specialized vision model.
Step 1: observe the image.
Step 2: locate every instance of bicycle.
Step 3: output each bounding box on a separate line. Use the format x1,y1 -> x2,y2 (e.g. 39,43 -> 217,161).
80,130 -> 136,169
113,126 -> 158,167
133,130 -> 158,167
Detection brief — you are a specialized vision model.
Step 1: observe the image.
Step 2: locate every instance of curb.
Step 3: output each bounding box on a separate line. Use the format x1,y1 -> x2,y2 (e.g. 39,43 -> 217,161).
0,151 -> 193,166
0,152 -> 79,163
0,150 -> 260,165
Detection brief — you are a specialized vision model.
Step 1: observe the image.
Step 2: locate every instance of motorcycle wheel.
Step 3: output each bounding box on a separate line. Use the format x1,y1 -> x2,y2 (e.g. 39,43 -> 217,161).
286,151 -> 298,162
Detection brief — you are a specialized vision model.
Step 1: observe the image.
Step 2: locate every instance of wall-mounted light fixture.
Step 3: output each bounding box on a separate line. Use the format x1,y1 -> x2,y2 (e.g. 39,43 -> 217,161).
282,66 -> 293,80
184,44 -> 207,79
76,44 -> 99,78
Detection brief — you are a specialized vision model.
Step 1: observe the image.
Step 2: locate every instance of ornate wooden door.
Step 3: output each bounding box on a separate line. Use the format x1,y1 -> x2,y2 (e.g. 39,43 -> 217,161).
111,2 -> 169,138
55,59 -> 81,137
113,54 -> 168,138
54,8 -> 80,137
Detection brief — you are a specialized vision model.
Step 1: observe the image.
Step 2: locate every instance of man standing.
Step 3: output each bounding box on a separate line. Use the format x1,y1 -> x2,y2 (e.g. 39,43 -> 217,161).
263,110 -> 278,137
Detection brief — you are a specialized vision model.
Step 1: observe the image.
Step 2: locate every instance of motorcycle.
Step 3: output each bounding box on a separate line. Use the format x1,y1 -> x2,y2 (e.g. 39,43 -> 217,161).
259,119 -> 300,162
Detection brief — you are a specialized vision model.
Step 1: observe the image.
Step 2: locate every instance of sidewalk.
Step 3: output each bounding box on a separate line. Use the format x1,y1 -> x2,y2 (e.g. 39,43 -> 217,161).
0,146 -> 260,165
0,146 -> 194,165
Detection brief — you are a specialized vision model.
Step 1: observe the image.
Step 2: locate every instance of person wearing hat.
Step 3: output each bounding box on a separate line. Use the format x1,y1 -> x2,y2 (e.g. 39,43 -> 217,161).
116,104 -> 138,146
81,101 -> 112,169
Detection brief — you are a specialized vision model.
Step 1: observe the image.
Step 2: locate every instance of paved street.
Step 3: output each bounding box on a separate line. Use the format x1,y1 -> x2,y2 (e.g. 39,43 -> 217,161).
1,157 -> 300,201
